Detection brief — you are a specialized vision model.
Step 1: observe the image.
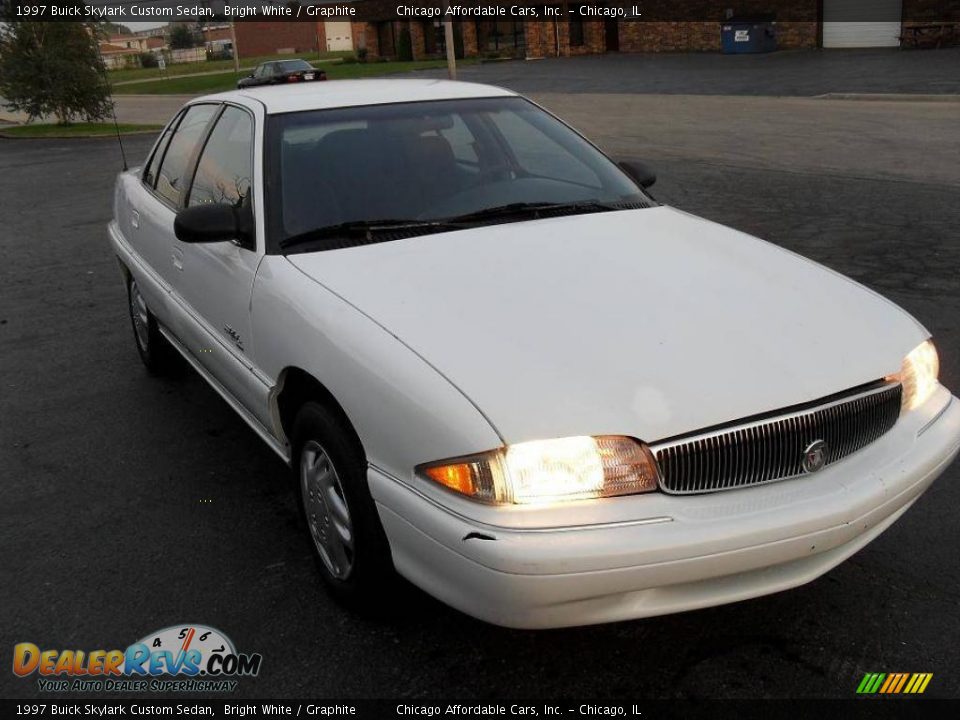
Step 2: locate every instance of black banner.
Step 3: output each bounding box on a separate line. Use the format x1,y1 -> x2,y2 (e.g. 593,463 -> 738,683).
2,700 -> 960,719
4,0 -> 960,23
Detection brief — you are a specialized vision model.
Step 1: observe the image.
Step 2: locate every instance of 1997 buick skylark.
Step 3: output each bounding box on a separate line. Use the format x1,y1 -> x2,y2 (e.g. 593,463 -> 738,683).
109,79 -> 960,628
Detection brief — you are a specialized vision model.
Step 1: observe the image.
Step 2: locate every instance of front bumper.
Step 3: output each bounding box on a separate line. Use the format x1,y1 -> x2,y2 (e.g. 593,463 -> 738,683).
369,389 -> 960,628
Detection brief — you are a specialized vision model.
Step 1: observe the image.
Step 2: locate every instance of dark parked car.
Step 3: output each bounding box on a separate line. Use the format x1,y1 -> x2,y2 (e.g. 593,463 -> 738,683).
237,60 -> 327,89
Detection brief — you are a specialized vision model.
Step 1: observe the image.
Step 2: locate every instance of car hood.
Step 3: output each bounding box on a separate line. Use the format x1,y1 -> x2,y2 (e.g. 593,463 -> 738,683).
287,207 -> 926,444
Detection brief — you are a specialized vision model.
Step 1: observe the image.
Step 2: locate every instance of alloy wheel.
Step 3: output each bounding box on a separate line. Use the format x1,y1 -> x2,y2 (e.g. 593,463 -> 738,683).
300,440 -> 355,580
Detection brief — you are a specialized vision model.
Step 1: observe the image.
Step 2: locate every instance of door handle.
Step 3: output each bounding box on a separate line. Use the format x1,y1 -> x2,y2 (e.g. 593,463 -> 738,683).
130,209 -> 140,229
172,247 -> 184,272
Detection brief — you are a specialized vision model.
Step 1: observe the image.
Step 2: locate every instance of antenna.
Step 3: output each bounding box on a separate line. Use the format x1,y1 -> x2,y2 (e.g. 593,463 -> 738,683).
96,40 -> 128,171
107,91 -> 129,172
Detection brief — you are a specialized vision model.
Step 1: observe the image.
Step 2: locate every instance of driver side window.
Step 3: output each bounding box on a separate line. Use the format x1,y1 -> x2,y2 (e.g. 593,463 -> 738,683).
187,107 -> 254,212
153,104 -> 218,206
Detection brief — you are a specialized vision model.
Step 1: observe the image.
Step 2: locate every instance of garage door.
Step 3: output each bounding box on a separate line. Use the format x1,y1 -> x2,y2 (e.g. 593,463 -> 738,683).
823,0 -> 902,47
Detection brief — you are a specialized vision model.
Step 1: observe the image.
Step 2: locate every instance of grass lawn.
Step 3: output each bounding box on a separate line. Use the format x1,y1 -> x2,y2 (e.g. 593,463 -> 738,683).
112,59 -> 469,95
0,123 -> 163,138
107,51 -> 354,84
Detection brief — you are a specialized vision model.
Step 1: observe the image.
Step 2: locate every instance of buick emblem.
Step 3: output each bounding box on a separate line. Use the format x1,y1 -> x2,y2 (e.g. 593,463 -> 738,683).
802,440 -> 828,473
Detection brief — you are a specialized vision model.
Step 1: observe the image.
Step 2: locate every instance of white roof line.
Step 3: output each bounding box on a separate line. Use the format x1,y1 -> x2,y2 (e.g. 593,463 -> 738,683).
196,78 -> 517,114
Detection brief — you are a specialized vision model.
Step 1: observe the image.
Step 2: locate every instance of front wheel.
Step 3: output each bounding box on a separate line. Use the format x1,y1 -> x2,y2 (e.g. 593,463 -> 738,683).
127,277 -> 178,375
293,402 -> 396,609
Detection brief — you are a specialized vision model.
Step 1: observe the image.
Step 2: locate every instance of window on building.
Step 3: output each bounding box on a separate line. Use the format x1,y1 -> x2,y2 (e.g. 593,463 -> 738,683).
376,22 -> 396,57
425,21 -> 441,56
479,20 -> 526,53
569,19 -> 585,47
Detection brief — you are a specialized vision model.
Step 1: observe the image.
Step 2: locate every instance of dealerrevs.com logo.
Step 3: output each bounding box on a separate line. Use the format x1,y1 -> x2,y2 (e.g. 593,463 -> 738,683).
13,624 -> 262,693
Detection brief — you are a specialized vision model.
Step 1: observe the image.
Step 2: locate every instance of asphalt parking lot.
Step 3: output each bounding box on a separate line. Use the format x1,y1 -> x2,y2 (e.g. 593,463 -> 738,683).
415,47 -> 960,96
2,61 -> 959,700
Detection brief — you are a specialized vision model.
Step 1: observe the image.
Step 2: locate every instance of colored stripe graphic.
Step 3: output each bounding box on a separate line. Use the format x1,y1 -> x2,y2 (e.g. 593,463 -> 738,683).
879,674 -> 896,693
892,673 -> 909,693
857,672 -> 932,694
856,673 -> 874,694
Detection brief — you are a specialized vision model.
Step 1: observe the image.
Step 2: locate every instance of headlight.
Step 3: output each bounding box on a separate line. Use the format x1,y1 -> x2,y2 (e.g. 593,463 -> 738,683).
897,339 -> 939,410
417,436 -> 660,505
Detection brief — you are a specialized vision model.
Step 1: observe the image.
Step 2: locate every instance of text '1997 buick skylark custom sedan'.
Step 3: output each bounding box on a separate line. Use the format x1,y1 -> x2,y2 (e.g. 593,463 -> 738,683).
109,79 -> 960,628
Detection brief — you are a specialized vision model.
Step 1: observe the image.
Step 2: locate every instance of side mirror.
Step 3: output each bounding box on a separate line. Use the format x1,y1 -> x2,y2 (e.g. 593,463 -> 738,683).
174,203 -> 253,248
618,160 -> 657,189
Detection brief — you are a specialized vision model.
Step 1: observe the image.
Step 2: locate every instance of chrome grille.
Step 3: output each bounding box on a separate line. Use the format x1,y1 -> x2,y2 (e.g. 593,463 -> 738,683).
652,383 -> 902,495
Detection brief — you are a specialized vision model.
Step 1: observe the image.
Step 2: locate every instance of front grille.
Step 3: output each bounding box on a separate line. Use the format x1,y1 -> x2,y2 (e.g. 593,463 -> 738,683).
652,383 -> 902,495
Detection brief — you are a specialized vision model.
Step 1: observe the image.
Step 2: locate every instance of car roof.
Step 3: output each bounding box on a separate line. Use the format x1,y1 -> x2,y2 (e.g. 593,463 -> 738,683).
200,79 -> 517,115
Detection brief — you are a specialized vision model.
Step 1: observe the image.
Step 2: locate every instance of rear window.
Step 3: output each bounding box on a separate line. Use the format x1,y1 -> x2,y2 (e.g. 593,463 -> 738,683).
277,60 -> 313,73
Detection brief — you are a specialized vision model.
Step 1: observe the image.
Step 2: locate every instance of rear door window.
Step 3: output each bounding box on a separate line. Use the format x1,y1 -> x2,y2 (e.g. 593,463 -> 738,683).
143,111 -> 182,189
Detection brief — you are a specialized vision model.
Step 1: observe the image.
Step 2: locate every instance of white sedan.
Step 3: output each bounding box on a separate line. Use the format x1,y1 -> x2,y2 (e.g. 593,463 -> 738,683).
108,79 -> 960,628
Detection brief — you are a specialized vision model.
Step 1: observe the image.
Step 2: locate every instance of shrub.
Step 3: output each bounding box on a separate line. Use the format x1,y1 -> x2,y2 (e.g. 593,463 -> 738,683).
168,24 -> 196,50
139,52 -> 158,68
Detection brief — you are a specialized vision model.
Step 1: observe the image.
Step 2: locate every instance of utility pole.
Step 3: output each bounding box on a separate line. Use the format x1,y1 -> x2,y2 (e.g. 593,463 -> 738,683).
442,0 -> 456,80
230,19 -> 240,73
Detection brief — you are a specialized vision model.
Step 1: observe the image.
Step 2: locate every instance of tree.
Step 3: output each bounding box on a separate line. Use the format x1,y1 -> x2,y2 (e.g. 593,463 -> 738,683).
102,22 -> 133,36
169,24 -> 196,50
0,15 -> 112,124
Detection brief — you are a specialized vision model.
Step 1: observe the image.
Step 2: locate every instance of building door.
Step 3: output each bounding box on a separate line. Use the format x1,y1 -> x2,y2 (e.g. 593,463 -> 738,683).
822,0 -> 902,47
605,19 -> 619,51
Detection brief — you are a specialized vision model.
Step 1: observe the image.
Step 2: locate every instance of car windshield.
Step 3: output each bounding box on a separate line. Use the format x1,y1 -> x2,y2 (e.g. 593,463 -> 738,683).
268,97 -> 652,251
276,60 -> 313,73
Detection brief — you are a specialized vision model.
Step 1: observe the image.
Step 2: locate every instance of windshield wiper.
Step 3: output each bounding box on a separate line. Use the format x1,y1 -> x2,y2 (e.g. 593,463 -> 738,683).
279,219 -> 462,251
439,200 -> 625,225
279,202 -> 630,252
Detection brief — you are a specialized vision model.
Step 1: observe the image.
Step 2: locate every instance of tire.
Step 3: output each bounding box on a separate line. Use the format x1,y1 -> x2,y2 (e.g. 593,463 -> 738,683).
127,277 -> 178,376
292,401 -> 396,610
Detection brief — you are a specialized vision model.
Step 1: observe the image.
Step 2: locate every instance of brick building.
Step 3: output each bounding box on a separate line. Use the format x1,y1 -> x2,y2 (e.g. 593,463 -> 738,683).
351,0 -> 956,59
234,21 -> 328,59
